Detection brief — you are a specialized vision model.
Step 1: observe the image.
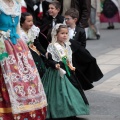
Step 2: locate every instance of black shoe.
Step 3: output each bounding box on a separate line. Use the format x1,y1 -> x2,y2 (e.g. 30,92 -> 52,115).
107,26 -> 115,29
111,25 -> 115,29
107,26 -> 112,29
96,34 -> 100,40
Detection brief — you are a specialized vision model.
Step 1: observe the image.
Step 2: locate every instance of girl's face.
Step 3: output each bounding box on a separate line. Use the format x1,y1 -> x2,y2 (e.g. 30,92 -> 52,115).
57,28 -> 68,43
22,15 -> 33,31
48,4 -> 60,17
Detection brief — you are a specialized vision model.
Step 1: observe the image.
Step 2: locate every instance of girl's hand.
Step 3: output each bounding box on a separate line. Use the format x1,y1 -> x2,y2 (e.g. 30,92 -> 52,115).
55,64 -> 60,69
67,61 -> 76,71
71,67 -> 76,71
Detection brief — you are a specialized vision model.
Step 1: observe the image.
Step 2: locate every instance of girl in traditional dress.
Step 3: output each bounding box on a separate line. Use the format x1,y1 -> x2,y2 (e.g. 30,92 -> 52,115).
42,24 -> 89,120
21,0 -> 50,50
0,0 -> 47,119
20,12 -> 47,78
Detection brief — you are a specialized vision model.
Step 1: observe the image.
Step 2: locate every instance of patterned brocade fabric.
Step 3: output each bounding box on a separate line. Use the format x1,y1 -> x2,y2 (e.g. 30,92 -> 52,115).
0,40 -> 47,120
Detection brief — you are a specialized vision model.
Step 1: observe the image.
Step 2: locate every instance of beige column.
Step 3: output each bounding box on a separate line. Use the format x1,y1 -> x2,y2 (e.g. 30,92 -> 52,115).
62,0 -> 71,15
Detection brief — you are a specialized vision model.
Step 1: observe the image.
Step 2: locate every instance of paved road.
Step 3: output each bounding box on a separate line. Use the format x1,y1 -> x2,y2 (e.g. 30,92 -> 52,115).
77,23 -> 120,120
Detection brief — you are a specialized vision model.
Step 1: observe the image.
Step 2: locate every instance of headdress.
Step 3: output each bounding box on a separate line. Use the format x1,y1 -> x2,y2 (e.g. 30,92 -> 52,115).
51,23 -> 70,45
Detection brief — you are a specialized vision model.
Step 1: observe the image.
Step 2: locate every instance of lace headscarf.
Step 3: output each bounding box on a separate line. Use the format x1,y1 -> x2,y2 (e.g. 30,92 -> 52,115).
51,23 -> 70,45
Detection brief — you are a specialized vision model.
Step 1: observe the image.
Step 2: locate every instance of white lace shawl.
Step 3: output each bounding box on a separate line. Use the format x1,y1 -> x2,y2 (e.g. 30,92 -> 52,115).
0,0 -> 21,16
47,42 -> 72,64
20,25 -> 40,43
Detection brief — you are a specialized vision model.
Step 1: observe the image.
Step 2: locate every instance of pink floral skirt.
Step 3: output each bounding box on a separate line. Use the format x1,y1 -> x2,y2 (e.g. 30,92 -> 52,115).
0,39 -> 47,120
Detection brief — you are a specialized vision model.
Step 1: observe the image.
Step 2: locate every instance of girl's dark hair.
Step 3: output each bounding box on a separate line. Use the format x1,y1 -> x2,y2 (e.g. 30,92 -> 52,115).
56,25 -> 68,34
20,12 -> 32,27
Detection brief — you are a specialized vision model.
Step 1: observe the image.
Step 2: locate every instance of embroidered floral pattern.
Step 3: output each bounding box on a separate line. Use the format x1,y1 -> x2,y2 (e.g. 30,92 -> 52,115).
0,40 -> 47,114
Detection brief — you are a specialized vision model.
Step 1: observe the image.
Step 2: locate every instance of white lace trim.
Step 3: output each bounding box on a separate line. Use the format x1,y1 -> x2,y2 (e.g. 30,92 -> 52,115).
0,0 -> 21,16
20,25 -> 40,43
47,42 -> 72,64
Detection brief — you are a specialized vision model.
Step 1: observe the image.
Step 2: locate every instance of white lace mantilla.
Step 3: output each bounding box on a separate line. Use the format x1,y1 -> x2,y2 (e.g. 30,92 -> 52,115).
20,25 -> 40,43
47,42 -> 72,64
0,0 -> 21,16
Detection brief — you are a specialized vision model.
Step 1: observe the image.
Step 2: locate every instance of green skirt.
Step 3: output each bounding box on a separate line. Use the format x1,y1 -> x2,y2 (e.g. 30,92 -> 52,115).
42,68 -> 89,118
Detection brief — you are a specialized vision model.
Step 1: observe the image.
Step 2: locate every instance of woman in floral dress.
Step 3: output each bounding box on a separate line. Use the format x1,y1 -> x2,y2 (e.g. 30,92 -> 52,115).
0,0 -> 47,119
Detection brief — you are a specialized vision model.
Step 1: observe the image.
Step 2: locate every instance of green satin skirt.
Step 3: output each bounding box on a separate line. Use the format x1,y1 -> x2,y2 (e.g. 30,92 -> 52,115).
42,68 -> 89,119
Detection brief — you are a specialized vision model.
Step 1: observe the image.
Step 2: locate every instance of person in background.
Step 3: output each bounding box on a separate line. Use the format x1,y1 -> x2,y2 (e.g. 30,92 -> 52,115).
21,0 -> 49,26
88,0 -> 101,39
40,1 -> 64,48
21,0 -> 36,23
57,0 -> 91,39
100,0 -> 120,29
65,8 -> 103,90
0,0 -> 47,119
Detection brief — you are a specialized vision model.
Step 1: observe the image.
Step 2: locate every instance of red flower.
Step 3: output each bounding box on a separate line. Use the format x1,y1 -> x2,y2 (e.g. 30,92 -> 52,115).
38,12 -> 43,19
21,7 -> 27,13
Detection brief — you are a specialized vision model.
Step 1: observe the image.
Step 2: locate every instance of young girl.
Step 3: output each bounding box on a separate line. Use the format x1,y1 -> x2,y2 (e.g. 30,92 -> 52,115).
42,24 -> 89,120
20,12 -> 46,78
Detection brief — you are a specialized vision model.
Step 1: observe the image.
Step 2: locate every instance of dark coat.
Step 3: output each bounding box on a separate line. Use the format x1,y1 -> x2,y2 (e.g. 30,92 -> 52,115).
40,14 -> 64,34
24,0 -> 37,24
70,25 -> 103,90
58,0 -> 91,28
34,1 -> 49,26
24,0 -> 49,26
70,24 -> 86,49
40,14 -> 64,47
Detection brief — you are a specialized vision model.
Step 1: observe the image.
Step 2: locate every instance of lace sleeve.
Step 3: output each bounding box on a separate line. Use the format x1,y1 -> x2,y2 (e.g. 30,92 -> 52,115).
47,44 -> 61,62
31,25 -> 40,37
28,25 -> 40,42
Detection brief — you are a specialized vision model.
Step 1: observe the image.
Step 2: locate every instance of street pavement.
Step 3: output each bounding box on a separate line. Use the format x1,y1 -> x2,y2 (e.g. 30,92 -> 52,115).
77,23 -> 120,120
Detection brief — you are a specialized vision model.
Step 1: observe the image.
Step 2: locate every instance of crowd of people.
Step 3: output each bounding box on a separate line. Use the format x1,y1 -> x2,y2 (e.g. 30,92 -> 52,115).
0,0 -> 120,120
